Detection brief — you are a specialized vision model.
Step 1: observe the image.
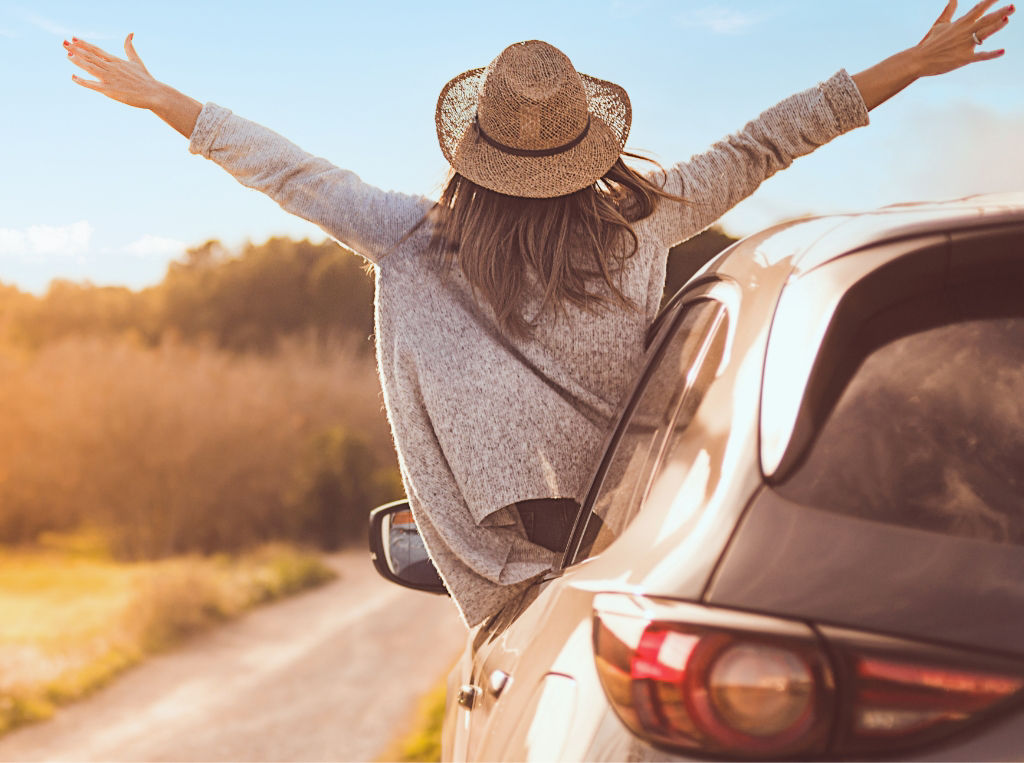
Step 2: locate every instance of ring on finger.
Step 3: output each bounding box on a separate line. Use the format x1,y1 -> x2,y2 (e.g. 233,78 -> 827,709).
972,30 -> 984,44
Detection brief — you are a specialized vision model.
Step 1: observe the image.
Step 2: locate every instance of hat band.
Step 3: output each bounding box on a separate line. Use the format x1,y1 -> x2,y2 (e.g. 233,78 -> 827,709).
473,113 -> 592,158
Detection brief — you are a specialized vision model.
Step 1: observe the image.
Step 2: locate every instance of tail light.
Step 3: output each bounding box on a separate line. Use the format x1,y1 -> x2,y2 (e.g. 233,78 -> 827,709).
593,595 -> 1024,759
825,627 -> 1024,757
593,594 -> 833,758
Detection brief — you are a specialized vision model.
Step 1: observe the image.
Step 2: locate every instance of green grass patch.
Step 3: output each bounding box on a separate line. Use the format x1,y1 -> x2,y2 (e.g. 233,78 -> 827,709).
0,538 -> 335,737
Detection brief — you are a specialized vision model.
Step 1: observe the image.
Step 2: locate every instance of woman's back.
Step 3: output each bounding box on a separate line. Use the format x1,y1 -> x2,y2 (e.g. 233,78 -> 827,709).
184,61 -> 871,626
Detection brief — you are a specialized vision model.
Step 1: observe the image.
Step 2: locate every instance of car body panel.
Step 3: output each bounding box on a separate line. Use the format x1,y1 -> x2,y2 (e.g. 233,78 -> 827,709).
453,578 -> 609,761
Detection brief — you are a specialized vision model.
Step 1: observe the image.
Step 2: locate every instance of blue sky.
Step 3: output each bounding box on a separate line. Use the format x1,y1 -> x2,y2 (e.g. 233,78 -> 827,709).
1,0 -> 1021,293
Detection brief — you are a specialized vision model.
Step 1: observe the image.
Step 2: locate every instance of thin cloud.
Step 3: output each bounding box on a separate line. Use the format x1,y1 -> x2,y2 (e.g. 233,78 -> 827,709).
18,10 -> 110,40
895,104 -> 1024,200
0,221 -> 93,261
122,235 -> 187,259
675,5 -> 769,35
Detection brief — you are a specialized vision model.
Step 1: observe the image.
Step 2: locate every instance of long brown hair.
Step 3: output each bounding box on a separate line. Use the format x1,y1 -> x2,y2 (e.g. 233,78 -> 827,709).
425,152 -> 688,338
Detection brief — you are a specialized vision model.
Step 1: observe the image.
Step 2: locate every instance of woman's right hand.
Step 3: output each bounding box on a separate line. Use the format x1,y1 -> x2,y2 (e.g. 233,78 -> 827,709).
65,34 -> 164,110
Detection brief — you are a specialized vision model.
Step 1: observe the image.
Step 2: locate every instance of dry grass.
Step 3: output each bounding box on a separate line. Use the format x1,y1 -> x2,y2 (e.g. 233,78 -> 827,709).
0,537 -> 335,737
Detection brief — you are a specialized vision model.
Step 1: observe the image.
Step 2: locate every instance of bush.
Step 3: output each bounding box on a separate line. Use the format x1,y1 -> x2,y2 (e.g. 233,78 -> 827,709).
0,335 -> 400,557
289,427 -> 406,550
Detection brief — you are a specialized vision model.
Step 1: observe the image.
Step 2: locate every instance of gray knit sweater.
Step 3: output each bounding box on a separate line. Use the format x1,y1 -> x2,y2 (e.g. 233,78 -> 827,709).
188,69 -> 869,628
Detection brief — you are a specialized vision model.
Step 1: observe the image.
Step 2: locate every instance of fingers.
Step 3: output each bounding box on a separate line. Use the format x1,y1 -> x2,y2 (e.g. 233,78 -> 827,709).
68,37 -> 119,63
974,4 -> 1015,38
67,45 -> 110,76
70,74 -> 108,93
963,0 -> 1000,22
122,32 -> 151,76
972,47 -> 1007,59
937,0 -> 958,23
124,32 -> 140,63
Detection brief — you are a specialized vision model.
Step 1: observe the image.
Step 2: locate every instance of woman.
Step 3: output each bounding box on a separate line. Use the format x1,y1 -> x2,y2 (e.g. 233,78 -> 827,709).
63,1 -> 1012,628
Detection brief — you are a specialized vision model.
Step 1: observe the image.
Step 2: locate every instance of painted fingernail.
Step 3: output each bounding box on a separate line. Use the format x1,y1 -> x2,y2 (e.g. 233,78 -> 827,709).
72,37 -> 78,42
128,32 -> 134,40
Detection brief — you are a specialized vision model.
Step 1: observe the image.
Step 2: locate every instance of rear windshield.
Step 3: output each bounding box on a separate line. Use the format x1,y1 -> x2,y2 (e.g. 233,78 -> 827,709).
775,270 -> 1024,546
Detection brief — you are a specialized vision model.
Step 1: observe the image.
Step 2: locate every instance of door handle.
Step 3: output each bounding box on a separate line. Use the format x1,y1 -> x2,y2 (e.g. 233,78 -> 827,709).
457,684 -> 480,710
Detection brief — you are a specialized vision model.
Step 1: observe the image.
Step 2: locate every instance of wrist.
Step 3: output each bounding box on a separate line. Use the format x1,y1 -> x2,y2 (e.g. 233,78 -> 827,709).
895,46 -> 927,80
852,47 -> 925,112
148,82 -> 204,140
148,81 -> 178,112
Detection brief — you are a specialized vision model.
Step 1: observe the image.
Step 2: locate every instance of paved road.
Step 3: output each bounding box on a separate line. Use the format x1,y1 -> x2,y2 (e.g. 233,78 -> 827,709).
0,550 -> 467,762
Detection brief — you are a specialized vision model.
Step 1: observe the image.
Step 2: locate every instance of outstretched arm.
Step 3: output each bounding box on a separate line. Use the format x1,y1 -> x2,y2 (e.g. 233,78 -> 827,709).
646,0 -> 1014,250
64,35 -> 432,264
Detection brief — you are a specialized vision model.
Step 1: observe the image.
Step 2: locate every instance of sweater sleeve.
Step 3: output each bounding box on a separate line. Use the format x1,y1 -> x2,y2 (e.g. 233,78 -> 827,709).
188,103 -> 434,264
644,69 -> 869,249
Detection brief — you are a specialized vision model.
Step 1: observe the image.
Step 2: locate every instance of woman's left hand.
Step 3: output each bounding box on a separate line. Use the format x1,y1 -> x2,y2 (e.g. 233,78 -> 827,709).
914,0 -> 1013,75
853,0 -> 1014,111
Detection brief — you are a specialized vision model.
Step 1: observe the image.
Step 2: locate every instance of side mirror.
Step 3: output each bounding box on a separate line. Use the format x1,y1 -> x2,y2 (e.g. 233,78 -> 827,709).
368,499 -> 448,596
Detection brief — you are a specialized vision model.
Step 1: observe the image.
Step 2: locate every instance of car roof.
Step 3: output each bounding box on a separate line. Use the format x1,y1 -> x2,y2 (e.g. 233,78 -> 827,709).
703,191 -> 1024,284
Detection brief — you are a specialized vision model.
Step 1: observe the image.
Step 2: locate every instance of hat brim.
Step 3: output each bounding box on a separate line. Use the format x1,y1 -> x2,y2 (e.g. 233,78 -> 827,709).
436,67 -> 632,199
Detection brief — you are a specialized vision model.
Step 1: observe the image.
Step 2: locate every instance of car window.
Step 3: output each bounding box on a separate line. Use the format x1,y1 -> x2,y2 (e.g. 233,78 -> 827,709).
571,298 -> 727,563
775,278 -> 1024,546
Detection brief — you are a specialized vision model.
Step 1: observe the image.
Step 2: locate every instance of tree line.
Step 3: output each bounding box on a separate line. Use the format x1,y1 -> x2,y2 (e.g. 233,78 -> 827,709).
0,229 -> 736,352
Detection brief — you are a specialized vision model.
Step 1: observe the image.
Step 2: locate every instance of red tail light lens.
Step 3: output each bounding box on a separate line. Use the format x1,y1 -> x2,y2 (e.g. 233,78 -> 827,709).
593,596 -> 1024,759
592,595 -> 833,758
830,640 -> 1024,756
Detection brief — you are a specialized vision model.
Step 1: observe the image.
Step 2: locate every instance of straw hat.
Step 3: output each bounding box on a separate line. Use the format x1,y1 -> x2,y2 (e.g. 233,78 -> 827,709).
436,40 -> 632,199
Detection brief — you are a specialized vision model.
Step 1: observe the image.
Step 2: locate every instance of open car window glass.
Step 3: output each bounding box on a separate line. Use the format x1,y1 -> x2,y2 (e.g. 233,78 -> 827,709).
774,261 -> 1024,546
572,298 -> 727,562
